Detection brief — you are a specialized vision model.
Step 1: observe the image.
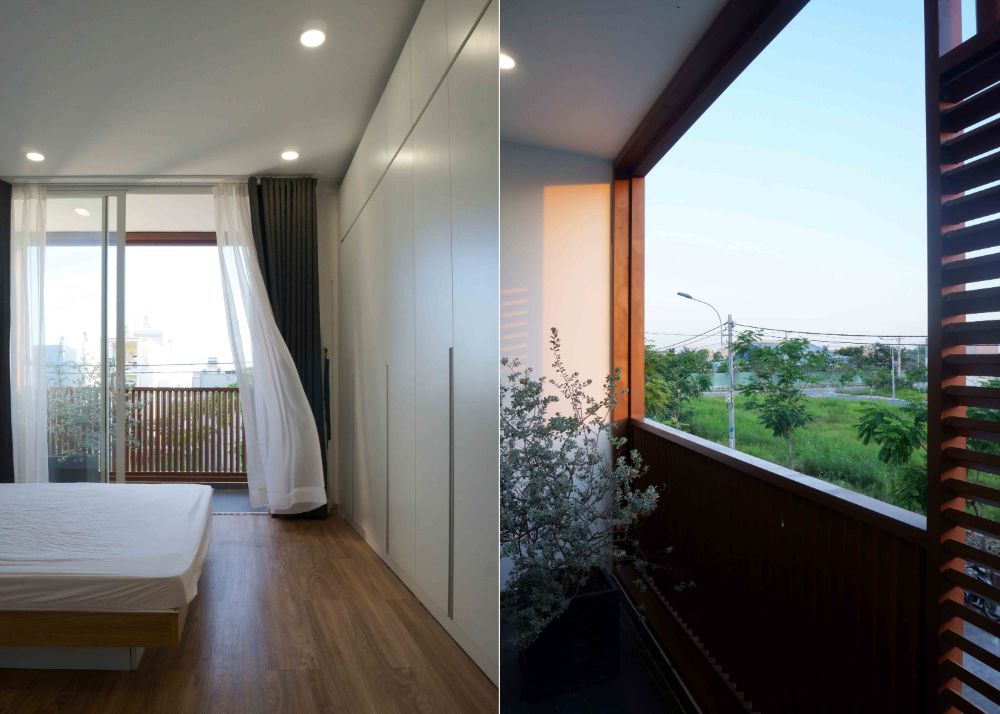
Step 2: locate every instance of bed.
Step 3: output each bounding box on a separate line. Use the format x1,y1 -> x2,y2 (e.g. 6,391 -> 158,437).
0,483 -> 212,664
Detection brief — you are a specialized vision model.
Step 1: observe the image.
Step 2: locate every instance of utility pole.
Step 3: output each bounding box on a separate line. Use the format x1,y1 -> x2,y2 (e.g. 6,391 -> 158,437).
677,292 -> 735,449
727,314 -> 735,449
890,342 -> 896,400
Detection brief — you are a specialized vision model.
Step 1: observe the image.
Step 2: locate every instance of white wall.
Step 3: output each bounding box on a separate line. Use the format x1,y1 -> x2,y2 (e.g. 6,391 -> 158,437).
336,0 -> 498,684
499,141 -> 613,588
500,140 -> 612,395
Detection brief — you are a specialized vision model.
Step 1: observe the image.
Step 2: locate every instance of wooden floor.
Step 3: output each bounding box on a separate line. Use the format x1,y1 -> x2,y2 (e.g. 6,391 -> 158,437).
0,515 -> 498,713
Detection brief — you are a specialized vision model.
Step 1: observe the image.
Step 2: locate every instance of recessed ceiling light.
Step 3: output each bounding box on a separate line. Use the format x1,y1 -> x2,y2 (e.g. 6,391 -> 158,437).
300,29 -> 326,48
281,150 -> 300,161
74,207 -> 90,217
25,151 -> 45,162
499,52 -> 516,70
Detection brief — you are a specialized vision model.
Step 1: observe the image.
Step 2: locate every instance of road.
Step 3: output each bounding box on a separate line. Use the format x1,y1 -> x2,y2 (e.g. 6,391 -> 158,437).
703,387 -> 909,406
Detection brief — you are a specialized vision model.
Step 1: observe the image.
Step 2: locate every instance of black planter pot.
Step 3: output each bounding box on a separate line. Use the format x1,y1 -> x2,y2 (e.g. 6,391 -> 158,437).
48,455 -> 101,483
519,568 -> 620,700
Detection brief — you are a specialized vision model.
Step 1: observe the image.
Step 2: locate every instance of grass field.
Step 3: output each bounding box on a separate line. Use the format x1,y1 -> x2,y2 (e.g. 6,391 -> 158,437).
682,396 -> 921,511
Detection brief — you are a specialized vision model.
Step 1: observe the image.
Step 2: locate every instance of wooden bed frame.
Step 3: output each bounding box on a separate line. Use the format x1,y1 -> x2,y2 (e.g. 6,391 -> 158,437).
0,607 -> 187,648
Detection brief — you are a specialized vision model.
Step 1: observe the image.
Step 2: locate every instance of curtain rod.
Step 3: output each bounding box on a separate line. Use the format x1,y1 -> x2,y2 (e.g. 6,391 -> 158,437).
2,175 -> 317,186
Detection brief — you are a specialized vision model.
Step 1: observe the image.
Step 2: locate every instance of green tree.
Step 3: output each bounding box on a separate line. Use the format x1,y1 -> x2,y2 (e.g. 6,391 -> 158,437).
855,401 -> 927,512
835,343 -> 893,392
735,330 -> 815,467
644,344 -> 712,428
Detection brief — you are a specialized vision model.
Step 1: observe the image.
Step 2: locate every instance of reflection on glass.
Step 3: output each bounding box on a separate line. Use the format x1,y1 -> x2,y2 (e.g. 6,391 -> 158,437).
44,196 -> 105,482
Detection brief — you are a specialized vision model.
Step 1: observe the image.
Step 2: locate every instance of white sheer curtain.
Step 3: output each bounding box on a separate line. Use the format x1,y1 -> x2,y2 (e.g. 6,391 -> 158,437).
10,185 -> 49,483
213,182 -> 326,514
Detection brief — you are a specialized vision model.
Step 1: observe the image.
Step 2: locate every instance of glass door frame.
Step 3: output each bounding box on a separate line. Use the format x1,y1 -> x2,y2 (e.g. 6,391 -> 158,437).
46,187 -> 125,483
44,183 -> 215,484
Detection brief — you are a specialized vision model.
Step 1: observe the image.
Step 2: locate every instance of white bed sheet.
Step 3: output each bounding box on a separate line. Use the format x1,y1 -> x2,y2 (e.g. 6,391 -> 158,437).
0,483 -> 212,612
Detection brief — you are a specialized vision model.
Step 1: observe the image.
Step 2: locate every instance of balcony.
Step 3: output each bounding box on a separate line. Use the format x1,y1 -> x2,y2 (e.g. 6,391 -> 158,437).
48,386 -> 247,484
619,418 -> 929,712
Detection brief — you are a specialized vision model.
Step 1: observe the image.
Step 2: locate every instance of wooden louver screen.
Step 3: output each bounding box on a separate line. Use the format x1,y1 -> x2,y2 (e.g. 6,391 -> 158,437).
929,12 -> 1000,712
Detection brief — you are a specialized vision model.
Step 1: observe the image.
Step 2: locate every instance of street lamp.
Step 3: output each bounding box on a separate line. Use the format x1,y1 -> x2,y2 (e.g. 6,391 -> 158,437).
678,291 -> 735,449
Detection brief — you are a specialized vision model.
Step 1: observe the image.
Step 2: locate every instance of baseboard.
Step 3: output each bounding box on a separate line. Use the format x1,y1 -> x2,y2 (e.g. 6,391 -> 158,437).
341,513 -> 498,685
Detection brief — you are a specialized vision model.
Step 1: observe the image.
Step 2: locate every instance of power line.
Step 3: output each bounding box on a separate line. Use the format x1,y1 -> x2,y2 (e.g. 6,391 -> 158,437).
735,323 -> 926,339
747,330 -> 926,348
653,325 -> 721,350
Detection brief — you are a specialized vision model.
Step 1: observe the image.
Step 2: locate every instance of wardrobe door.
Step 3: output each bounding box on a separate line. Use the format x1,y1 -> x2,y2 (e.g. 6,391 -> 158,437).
446,0 -> 489,63
448,0 -> 499,673
354,187 -> 388,551
338,226 -> 359,520
413,85 -> 453,614
385,139 -> 416,573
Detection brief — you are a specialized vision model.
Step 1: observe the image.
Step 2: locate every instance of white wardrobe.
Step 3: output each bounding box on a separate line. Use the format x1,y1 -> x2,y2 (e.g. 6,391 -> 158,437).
337,0 -> 498,682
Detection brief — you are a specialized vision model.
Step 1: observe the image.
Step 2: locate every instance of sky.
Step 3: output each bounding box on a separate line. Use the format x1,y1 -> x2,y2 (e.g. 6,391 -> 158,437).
645,0 -> 930,350
45,245 -> 234,387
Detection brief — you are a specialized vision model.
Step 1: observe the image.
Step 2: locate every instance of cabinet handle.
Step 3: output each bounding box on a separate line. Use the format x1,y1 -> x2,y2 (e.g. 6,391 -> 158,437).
448,346 -> 455,620
385,364 -> 390,554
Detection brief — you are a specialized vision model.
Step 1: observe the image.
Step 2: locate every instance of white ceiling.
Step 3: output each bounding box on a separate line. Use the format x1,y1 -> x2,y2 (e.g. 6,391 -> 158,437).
500,0 -> 727,160
0,0 -> 420,181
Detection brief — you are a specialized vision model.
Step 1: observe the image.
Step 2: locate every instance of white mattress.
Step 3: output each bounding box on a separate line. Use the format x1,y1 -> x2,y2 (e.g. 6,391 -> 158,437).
0,483 -> 212,612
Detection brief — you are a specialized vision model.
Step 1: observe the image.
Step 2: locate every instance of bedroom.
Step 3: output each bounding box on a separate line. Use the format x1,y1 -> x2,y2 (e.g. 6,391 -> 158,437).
0,0 -> 499,711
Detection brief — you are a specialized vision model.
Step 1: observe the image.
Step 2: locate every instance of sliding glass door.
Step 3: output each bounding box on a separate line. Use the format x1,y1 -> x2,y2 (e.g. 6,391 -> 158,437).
43,187 -> 239,486
44,191 -> 124,483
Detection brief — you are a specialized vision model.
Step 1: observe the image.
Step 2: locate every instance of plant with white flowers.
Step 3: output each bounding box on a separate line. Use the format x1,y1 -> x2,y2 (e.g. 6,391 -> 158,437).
500,328 -> 659,648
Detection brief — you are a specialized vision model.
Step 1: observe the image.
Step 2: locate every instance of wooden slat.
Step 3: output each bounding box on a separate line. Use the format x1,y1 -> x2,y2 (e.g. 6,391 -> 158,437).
124,472 -> 246,483
944,150 -> 1000,195
944,505 -> 1000,537
942,218 -> 1000,256
941,29 -> 1000,100
942,659 -> 1000,705
80,387 -> 250,482
946,446 -> 1000,473
943,286 -> 1000,317
943,536 -> 1000,573
941,686 -> 990,714
944,353 -> 1000,376
943,566 -> 1000,608
942,319 -> 1000,347
944,416 -> 1000,443
943,597 -> 1000,642
942,183 -> 1000,225
943,628 -> 1000,677
942,115 -> 1000,164
941,80 -> 1000,132
946,384 -> 1000,408
942,251 -> 1000,286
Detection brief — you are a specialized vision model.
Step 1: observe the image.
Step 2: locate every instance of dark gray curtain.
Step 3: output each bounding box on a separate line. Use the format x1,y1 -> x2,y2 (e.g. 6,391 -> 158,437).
248,177 -> 328,517
0,181 -> 12,483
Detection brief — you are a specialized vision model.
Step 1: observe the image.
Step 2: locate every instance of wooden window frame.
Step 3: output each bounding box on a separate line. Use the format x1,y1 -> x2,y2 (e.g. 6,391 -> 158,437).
611,0 -> 808,428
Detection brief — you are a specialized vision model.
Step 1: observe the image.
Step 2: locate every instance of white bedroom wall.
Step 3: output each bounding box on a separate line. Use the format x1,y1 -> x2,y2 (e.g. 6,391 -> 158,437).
500,140 -> 612,399
499,141 -> 613,588
336,0 -> 498,683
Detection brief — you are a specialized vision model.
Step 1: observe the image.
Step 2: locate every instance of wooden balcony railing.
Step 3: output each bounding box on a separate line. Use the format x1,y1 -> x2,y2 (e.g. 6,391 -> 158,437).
123,387 -> 246,482
47,386 -> 246,483
621,418 -> 929,713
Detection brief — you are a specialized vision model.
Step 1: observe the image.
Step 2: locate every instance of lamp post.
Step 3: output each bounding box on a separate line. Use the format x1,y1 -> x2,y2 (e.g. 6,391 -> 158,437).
678,292 -> 735,449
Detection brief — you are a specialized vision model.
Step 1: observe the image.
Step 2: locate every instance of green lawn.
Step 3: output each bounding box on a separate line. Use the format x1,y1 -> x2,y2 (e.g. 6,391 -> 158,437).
681,396 -> 921,511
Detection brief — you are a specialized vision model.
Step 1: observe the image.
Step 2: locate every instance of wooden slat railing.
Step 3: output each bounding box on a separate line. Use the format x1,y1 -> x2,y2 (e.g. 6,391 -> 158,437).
626,418 -> 928,713
123,387 -> 246,482
47,386 -> 247,483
